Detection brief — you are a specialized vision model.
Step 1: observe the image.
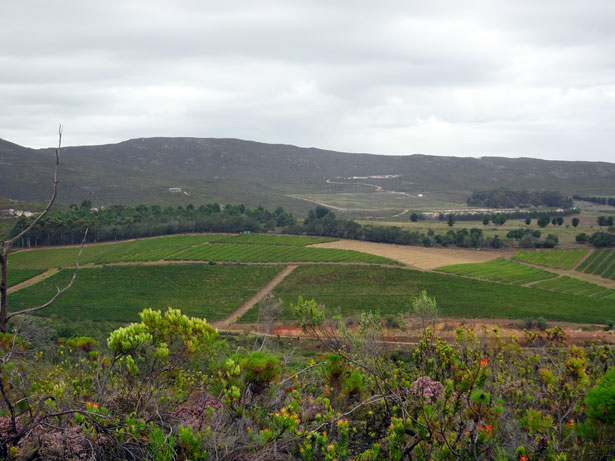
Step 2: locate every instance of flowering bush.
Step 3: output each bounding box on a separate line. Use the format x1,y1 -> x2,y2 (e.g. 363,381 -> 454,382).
410,376 -> 444,401
0,303 -> 613,459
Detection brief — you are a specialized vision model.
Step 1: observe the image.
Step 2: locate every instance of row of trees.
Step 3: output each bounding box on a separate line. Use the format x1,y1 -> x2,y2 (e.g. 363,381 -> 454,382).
597,216 -> 615,227
10,202 -> 615,250
577,231 -> 615,247
9,202 -> 296,247
573,195 -> 615,207
467,188 -> 574,209
411,209 -> 579,224
289,207 -> 560,249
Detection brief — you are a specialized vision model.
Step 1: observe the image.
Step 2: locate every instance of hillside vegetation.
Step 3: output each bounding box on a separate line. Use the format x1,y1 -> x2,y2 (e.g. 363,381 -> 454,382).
2,137 -> 615,216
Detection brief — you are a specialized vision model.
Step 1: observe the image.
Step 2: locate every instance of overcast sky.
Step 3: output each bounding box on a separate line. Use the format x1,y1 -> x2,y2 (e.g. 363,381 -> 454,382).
1,0 -> 613,161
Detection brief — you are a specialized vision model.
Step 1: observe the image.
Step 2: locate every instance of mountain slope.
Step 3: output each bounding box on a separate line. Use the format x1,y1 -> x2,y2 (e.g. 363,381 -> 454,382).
2,137 -> 614,214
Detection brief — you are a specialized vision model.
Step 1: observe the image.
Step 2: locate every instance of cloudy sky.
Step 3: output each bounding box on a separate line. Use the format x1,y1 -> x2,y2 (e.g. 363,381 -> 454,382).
1,0 -> 613,161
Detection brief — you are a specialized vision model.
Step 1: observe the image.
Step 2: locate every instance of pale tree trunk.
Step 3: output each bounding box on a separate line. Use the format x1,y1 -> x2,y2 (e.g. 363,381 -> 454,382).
0,125 -> 62,333
0,248 -> 7,332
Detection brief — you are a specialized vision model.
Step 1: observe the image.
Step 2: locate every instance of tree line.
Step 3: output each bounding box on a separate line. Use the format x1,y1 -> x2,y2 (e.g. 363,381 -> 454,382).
287,207 -> 560,249
467,188 -> 574,209
10,202 -> 615,250
573,195 -> 615,207
9,200 -> 296,247
419,208 -> 579,223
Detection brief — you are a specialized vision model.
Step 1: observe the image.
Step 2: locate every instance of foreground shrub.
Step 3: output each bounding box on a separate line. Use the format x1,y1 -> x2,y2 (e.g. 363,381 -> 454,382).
0,304 -> 615,459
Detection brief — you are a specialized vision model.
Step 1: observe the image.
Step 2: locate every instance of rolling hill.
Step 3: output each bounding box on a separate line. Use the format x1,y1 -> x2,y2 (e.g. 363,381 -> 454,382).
2,137 -> 615,216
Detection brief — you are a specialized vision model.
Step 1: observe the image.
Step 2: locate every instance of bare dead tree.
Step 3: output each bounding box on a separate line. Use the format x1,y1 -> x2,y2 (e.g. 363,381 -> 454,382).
0,125 -> 72,333
254,294 -> 282,350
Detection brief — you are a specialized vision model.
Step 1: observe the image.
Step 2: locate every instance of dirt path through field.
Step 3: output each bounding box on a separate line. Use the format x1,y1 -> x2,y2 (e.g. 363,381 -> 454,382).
7,269 -> 59,294
391,209 -> 409,218
311,240 -> 509,270
213,265 -> 298,329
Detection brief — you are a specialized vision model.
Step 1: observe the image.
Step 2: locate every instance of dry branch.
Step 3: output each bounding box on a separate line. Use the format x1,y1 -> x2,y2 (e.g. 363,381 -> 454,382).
0,125 -> 63,332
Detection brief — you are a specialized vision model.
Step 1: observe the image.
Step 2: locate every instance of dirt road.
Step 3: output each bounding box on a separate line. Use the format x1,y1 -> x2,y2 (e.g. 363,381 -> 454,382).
213,265 -> 298,329
7,269 -> 59,294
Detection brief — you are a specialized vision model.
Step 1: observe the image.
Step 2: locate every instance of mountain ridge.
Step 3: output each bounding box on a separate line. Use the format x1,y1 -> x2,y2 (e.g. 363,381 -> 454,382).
2,137 -> 614,215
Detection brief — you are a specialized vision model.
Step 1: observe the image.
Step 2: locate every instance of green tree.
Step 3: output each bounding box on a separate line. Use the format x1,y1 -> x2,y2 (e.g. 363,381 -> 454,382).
412,290 -> 439,330
447,214 -> 455,227
572,217 -> 580,227
537,216 -> 550,228
482,215 -> 490,226
576,232 -> 588,243
525,217 -> 531,225
492,214 -> 507,226
409,213 -> 419,223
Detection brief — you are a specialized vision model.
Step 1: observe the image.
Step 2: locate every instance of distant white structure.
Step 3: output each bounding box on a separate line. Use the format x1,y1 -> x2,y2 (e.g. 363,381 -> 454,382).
168,187 -> 183,193
15,210 -> 35,217
339,174 -> 401,180
418,193 -> 424,197
1,209 -> 37,218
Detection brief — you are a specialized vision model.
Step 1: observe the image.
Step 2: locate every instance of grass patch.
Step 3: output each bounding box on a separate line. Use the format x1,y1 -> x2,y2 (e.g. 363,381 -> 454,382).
436,259 -> 557,285
167,243 -> 400,265
8,265 -> 284,323
240,265 -> 615,324
7,269 -> 45,287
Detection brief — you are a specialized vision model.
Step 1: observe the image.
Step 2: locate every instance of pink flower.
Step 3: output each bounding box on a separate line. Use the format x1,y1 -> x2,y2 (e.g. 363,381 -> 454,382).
410,376 -> 444,401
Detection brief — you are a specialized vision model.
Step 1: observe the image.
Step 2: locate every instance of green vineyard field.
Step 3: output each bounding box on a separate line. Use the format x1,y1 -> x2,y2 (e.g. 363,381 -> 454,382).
209,234 -> 336,246
241,265 -> 615,324
8,234 -> 225,269
8,265 -> 284,323
7,269 -> 45,287
167,243 -> 399,265
512,249 -> 588,270
576,249 -> 615,280
531,276 -> 615,299
436,258 -> 557,285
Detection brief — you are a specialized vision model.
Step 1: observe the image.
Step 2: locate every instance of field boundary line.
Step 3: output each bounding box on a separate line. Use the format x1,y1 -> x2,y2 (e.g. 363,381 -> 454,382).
7,268 -> 60,294
522,275 -> 561,288
572,249 -> 594,271
213,265 -> 298,329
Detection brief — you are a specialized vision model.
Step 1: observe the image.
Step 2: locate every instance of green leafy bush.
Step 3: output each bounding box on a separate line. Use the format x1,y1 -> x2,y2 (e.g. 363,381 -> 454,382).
585,367 -> 615,425
239,351 -> 281,392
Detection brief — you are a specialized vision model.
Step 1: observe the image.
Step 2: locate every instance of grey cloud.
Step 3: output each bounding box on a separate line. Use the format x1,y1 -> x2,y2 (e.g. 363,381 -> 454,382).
0,0 -> 613,161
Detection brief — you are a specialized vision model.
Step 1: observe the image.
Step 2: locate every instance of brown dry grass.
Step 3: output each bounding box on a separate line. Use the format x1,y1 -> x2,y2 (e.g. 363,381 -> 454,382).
231,318 -> 615,346
311,240 -> 510,270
